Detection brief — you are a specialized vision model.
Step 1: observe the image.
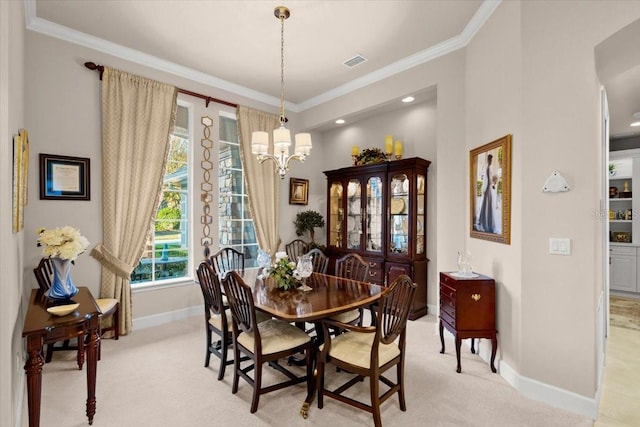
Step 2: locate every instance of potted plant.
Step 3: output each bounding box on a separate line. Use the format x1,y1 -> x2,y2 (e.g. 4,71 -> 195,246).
293,210 -> 325,246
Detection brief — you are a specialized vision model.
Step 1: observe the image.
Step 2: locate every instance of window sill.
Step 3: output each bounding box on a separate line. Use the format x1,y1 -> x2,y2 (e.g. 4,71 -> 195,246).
132,277 -> 195,293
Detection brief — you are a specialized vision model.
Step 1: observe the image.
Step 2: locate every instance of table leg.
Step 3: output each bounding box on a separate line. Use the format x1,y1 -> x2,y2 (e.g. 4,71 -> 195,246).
25,335 -> 45,427
490,335 -> 497,373
455,337 -> 462,373
85,320 -> 100,425
300,326 -> 323,419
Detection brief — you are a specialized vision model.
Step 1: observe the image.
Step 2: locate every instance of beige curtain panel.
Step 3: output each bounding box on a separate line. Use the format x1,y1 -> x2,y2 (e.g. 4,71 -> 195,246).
91,67 -> 177,335
237,106 -> 282,256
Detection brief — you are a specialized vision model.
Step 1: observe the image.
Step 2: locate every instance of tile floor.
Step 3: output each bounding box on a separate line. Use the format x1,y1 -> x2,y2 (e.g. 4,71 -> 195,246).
595,323 -> 640,426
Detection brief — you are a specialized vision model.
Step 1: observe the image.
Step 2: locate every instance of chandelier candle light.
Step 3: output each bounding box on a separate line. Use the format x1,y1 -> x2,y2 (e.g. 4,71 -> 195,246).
251,6 -> 312,178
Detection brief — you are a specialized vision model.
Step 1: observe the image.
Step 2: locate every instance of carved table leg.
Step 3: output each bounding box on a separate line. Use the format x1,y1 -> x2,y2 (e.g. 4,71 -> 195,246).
439,320 -> 445,354
470,338 -> 476,354
85,320 -> 100,425
25,335 -> 45,427
490,335 -> 497,373
455,337 -> 462,373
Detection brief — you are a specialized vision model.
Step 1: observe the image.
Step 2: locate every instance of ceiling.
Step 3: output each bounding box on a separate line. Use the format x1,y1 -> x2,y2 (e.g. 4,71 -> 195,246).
28,1 -> 639,136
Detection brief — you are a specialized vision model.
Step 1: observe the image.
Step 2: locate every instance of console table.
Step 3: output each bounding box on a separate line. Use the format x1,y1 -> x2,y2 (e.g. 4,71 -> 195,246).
22,287 -> 100,426
439,272 -> 497,373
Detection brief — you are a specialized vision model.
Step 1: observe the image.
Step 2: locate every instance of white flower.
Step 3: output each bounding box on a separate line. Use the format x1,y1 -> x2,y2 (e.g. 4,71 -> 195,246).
37,226 -> 90,261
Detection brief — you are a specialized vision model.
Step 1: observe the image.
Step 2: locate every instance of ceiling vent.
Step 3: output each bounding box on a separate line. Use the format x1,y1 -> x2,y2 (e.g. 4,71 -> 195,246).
343,54 -> 367,68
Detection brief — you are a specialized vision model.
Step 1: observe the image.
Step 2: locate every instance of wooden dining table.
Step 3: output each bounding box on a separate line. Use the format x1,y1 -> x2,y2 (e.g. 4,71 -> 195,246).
244,270 -> 385,418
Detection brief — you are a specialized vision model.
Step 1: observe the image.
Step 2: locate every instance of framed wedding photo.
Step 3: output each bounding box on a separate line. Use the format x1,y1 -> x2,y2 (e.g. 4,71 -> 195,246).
470,134 -> 512,244
289,178 -> 309,205
39,153 -> 91,200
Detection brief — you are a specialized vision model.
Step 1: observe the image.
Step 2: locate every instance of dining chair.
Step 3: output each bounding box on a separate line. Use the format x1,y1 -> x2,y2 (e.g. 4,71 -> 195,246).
317,275 -> 417,427
306,248 -> 328,274
285,239 -> 309,263
210,247 -> 245,278
196,261 -> 235,380
221,270 -> 314,413
33,257 -> 120,368
329,253 -> 370,326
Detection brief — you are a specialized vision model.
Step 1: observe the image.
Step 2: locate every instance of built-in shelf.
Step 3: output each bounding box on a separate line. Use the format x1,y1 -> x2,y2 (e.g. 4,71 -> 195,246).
610,198 -> 632,202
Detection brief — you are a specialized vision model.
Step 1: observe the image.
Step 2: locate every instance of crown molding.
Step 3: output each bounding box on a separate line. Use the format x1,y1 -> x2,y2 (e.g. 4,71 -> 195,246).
24,0 -> 500,113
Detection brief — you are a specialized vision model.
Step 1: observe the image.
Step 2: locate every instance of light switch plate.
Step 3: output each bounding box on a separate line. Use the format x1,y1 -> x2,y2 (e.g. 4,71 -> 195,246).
549,238 -> 571,255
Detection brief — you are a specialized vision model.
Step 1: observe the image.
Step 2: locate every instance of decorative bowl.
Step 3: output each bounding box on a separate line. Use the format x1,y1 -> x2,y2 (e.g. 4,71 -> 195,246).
47,303 -> 80,317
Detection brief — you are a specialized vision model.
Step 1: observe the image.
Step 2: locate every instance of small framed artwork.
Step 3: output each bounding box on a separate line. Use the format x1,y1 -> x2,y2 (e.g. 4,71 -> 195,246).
39,153 -> 90,200
289,178 -> 309,205
470,134 -> 512,244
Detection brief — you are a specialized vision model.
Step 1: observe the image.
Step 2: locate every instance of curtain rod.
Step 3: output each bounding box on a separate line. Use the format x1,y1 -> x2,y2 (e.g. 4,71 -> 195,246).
84,62 -> 238,108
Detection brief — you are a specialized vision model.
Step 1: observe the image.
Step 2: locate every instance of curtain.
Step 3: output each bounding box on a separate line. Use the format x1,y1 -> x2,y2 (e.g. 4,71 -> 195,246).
237,106 -> 281,256
91,67 -> 177,335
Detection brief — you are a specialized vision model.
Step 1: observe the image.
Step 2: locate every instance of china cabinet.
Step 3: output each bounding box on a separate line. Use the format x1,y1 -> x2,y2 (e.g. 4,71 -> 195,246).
324,157 -> 430,319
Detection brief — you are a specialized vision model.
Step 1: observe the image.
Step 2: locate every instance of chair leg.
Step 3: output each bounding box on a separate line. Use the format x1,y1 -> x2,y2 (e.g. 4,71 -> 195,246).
113,307 -> 120,340
370,373 -> 382,427
397,359 -> 407,411
45,344 -> 54,363
231,344 -> 240,394
250,360 -> 263,413
218,334 -> 229,381
204,328 -> 212,368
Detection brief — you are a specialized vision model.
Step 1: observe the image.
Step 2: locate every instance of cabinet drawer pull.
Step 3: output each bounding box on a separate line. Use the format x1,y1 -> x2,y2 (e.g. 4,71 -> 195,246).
471,293 -> 481,302
369,271 -> 377,277
369,262 -> 377,267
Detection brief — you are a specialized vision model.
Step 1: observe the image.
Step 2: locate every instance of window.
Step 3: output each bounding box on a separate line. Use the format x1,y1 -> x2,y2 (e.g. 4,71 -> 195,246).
218,112 -> 259,268
132,104 -> 190,283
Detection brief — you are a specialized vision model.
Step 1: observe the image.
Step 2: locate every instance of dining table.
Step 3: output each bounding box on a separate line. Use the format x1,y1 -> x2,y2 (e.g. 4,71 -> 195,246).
243,270 -> 385,418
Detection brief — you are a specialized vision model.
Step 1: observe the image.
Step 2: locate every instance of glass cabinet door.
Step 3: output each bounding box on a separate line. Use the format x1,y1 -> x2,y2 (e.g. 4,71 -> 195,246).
416,174 -> 425,255
346,179 -> 362,250
329,182 -> 343,248
389,173 -> 409,255
366,176 -> 383,253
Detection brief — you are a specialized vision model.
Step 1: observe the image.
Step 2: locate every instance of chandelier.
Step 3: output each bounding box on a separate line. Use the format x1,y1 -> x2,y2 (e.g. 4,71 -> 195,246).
251,6 -> 312,179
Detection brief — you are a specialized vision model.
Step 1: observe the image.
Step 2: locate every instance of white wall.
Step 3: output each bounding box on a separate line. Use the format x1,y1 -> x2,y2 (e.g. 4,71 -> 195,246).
0,2 -> 26,426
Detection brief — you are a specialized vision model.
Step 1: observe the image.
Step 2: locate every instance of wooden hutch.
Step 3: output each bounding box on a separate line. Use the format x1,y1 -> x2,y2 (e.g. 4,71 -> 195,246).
324,157 -> 430,319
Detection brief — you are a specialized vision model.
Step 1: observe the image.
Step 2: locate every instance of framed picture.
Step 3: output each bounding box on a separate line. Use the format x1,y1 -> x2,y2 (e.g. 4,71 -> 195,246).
12,129 -> 29,233
289,178 -> 309,205
39,153 -> 90,200
470,134 -> 512,244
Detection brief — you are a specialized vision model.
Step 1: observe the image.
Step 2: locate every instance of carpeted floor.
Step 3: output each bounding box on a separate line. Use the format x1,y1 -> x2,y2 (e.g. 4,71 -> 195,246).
23,313 -> 594,427
610,295 -> 640,331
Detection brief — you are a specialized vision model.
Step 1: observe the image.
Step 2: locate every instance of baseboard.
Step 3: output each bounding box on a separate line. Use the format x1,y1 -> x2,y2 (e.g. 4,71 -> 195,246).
132,305 -> 201,330
499,360 -> 597,419
440,326 -> 597,420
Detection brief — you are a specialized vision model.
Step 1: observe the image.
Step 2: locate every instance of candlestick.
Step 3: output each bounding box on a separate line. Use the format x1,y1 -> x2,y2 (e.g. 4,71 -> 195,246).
394,140 -> 403,159
385,135 -> 393,160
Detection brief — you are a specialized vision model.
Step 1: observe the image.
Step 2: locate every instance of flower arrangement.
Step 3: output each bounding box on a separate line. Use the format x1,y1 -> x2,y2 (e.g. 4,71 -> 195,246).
36,226 -> 90,262
268,254 -> 299,290
355,147 -> 387,166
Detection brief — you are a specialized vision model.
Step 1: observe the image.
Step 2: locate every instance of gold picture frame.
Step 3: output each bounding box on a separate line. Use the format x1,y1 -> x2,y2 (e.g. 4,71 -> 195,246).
289,178 -> 309,205
12,129 -> 29,233
470,134 -> 512,244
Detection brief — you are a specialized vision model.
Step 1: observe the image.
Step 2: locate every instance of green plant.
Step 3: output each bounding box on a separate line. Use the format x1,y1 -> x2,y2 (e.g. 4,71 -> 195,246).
609,163 -> 616,172
294,210 -> 325,244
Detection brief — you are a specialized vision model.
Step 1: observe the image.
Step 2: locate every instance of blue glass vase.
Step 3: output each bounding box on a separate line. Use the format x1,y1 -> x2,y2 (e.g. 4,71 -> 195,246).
46,257 -> 79,300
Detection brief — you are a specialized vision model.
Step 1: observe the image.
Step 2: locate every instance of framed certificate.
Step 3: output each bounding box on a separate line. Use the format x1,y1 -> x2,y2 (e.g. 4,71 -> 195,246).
39,153 -> 90,200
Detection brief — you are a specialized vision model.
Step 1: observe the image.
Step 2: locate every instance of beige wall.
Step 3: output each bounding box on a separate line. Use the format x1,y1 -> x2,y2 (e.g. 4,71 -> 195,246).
8,1 -> 640,424
0,1 -> 27,426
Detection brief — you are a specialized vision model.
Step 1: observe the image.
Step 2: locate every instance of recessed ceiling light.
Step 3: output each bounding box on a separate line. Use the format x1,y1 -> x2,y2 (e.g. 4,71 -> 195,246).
633,112 -> 640,119
402,96 -> 415,103
335,119 -> 345,124
631,121 -> 640,127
